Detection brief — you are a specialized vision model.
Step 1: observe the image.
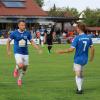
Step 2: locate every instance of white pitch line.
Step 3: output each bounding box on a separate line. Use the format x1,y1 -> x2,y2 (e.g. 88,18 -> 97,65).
0,78 -> 99,84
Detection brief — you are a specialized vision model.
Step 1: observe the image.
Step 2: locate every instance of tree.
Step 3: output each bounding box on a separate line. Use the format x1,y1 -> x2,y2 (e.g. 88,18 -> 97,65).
48,7 -> 79,17
64,7 -> 79,17
34,0 -> 44,7
82,8 -> 100,26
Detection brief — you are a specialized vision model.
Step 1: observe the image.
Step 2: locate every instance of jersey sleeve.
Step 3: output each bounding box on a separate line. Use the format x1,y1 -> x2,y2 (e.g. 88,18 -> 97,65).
28,32 -> 32,41
9,32 -> 15,40
71,37 -> 78,48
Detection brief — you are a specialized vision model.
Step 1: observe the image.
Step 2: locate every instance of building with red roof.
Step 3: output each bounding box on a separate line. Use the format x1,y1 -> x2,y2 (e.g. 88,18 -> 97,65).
0,0 -> 47,16
0,0 -> 79,38
0,0 -> 48,30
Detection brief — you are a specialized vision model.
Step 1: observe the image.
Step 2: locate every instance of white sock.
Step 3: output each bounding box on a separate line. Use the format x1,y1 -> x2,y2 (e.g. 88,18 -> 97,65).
75,76 -> 83,91
18,69 -> 24,80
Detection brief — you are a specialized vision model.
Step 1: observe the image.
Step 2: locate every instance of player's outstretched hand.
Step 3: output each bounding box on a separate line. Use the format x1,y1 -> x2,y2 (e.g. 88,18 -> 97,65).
56,50 -> 64,54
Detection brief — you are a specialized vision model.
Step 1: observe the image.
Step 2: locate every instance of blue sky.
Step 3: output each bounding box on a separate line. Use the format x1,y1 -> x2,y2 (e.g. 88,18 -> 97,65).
42,0 -> 100,12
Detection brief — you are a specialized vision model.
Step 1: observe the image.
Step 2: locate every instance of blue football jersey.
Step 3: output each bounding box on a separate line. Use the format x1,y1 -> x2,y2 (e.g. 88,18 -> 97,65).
9,29 -> 32,55
71,33 -> 93,66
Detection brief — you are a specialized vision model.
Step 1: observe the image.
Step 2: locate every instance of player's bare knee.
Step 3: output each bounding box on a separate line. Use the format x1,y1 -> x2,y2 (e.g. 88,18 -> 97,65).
18,63 -> 24,69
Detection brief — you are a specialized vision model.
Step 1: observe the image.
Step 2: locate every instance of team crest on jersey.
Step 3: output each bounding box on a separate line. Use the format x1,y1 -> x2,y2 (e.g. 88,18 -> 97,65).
19,39 -> 26,47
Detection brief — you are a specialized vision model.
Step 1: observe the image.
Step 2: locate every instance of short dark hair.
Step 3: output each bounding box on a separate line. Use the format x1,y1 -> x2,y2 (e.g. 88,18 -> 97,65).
77,22 -> 86,32
18,19 -> 26,24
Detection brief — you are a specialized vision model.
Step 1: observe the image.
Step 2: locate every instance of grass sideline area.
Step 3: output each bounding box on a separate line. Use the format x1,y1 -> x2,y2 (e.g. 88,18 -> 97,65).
0,44 -> 99,100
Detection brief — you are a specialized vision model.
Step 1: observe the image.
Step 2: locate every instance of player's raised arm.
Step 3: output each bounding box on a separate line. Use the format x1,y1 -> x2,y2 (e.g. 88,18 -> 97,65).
90,45 -> 95,62
57,35 -> 77,54
57,47 -> 75,54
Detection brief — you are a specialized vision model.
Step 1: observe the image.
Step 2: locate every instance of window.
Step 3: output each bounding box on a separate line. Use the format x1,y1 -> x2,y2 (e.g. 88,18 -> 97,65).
2,0 -> 25,1
1,0 -> 25,8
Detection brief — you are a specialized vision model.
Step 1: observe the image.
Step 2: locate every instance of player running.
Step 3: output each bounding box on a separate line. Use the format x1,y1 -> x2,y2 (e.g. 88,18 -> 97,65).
45,25 -> 56,53
7,20 -> 42,86
57,22 -> 95,94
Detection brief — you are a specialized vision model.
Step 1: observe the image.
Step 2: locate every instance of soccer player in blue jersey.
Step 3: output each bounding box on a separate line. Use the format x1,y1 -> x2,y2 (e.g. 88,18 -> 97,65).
57,22 -> 94,94
7,20 -> 42,86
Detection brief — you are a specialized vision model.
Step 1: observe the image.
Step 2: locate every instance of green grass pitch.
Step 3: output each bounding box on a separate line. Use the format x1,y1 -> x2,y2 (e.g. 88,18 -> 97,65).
0,44 -> 99,100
